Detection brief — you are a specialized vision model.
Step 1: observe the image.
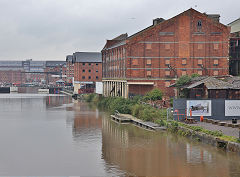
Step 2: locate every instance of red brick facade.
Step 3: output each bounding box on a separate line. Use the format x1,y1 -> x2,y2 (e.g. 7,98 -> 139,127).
74,62 -> 102,82
102,9 -> 230,98
0,70 -> 25,84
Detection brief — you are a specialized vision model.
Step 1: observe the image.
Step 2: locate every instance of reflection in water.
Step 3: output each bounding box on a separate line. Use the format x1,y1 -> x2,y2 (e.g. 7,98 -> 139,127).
101,116 -> 240,177
0,95 -> 239,176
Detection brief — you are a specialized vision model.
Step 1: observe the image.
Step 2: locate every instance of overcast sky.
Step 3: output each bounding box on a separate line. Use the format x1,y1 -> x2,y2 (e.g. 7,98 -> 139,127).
0,0 -> 239,61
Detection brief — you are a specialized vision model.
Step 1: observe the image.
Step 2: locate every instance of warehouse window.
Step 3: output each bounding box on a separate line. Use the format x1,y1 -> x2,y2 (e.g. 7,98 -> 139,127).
197,59 -> 203,65
146,43 -> 152,50
96,76 -> 99,80
165,70 -> 170,77
213,59 -> 219,66
88,76 -> 91,79
165,81 -> 171,87
82,76 -> 85,79
89,69 -> 91,73
82,69 -> 85,72
198,70 -> 203,76
182,58 -> 187,65
198,44 -> 203,50
132,59 -> 139,65
213,70 -> 219,76
147,70 -> 151,77
165,44 -> 170,50
181,70 -> 187,76
165,59 -> 170,65
214,43 -> 219,50
146,59 -> 152,65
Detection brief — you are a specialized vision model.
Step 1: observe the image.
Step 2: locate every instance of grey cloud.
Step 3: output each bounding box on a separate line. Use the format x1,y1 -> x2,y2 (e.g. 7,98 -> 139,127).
0,0 -> 239,60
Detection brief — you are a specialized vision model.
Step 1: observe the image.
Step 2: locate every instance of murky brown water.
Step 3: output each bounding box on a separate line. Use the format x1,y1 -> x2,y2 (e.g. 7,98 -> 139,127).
0,94 -> 239,176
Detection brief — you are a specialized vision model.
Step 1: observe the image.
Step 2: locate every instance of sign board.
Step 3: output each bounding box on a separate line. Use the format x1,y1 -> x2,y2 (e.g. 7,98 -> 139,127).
187,100 -> 212,116
225,100 -> 240,116
95,82 -> 103,94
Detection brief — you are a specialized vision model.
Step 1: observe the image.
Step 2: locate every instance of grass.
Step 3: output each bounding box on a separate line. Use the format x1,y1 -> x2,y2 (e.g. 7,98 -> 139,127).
84,94 -> 240,144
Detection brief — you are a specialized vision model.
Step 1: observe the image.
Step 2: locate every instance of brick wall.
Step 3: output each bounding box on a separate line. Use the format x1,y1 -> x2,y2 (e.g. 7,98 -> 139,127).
74,62 -> 102,82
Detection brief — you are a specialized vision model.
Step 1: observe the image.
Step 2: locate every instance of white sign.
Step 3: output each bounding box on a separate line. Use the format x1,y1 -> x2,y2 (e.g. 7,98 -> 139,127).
225,100 -> 240,116
187,100 -> 212,116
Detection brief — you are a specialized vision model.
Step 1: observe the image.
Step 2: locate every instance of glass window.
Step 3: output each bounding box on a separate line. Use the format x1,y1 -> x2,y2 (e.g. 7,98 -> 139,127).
96,76 -> 99,80
82,76 -> 85,79
96,63 -> 98,66
83,69 -> 85,72
88,76 -> 91,79
82,63 -> 85,65
89,69 -> 91,73
89,63 -> 91,66
96,70 -> 98,72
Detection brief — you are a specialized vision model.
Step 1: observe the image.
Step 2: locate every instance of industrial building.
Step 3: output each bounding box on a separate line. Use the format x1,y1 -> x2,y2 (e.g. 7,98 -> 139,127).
71,52 -> 102,94
102,8 -> 230,98
228,18 -> 240,76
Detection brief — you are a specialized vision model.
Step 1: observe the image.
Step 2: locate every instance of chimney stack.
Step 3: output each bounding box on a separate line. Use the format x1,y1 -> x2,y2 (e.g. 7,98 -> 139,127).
153,18 -> 165,25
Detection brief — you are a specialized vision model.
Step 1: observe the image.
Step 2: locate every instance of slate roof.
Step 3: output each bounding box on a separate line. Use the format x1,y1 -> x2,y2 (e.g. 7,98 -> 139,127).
66,55 -> 73,62
185,77 -> 233,89
73,52 -> 102,63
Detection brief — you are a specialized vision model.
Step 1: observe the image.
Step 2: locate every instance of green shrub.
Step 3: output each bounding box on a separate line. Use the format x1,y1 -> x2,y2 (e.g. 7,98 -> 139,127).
143,88 -> 163,101
175,75 -> 191,88
131,104 -> 144,118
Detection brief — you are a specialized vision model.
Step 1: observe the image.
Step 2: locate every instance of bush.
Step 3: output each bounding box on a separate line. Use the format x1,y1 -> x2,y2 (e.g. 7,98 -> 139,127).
175,75 -> 191,88
85,94 -> 97,102
144,88 -> 163,101
131,104 -> 144,118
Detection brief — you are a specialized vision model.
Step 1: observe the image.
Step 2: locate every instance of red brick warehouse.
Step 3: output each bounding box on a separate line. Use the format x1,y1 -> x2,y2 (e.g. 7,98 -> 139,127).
102,8 -> 230,98
72,52 -> 102,94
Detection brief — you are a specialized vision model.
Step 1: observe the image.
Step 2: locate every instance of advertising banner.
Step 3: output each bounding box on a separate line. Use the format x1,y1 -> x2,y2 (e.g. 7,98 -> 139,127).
225,100 -> 240,116
187,100 -> 212,116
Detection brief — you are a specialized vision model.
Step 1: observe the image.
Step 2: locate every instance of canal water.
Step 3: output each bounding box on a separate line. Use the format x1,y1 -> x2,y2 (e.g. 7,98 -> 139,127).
0,94 -> 239,176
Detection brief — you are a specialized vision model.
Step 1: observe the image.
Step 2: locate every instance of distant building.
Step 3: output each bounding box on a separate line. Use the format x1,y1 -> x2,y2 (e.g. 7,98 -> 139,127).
0,61 -> 25,84
228,18 -> 240,76
102,8 -> 230,98
66,55 -> 74,84
44,61 -> 67,85
72,52 -> 102,94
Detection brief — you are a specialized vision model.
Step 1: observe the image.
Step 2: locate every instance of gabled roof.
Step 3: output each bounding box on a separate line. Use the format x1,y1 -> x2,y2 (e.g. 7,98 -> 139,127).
128,8 -> 227,40
73,52 -> 102,63
102,33 -> 128,51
